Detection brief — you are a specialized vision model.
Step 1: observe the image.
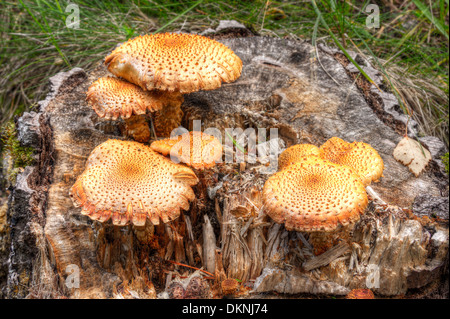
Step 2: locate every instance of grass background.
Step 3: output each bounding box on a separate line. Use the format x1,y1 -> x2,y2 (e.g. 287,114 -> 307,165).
0,0 -> 448,148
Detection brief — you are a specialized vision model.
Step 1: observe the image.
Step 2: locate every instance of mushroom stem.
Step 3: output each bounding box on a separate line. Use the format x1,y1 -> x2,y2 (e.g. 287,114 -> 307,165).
124,115 -> 151,143
132,222 -> 160,248
153,92 -> 184,137
308,225 -> 353,256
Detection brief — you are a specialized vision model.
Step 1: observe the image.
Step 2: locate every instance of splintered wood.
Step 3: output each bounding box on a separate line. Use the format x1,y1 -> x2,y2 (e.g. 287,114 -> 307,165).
219,187 -> 268,282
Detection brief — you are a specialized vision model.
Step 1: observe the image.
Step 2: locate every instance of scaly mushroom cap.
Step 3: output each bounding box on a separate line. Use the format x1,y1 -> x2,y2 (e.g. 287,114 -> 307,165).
263,156 -> 368,232
151,131 -> 222,170
105,33 -> 243,93
346,289 -> 375,299
70,139 -> 199,226
278,144 -> 320,170
86,76 -> 167,120
320,137 -> 384,187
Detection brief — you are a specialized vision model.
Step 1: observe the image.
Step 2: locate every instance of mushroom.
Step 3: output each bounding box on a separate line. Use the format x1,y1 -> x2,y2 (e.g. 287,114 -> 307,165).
105,32 -> 243,137
150,131 -> 223,170
262,156 -> 368,254
345,288 -> 375,299
319,137 -> 384,187
70,139 -> 198,226
221,278 -> 239,296
277,144 -> 320,171
86,76 -> 182,142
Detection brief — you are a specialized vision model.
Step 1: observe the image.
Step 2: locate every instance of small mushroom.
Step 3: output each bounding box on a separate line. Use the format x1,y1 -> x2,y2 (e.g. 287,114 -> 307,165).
345,288 -> 375,299
105,33 -> 243,137
70,139 -> 198,226
278,144 -> 320,170
221,278 -> 239,296
319,137 -> 384,187
86,76 -> 182,142
151,131 -> 223,170
262,156 -> 368,254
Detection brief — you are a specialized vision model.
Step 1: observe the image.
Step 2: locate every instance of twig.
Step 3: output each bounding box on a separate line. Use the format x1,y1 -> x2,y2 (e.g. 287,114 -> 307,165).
167,260 -> 215,278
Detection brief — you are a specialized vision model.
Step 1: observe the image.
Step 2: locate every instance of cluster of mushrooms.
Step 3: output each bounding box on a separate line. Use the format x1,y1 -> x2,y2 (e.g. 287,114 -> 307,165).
70,33 -> 242,226
262,137 -> 384,254
70,32 -> 385,258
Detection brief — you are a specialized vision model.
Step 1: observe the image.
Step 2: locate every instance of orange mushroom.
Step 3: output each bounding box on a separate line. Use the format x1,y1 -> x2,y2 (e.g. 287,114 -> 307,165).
105,33 -> 243,93
263,156 -> 368,232
319,137 -> 384,187
86,76 -> 182,142
151,131 -> 222,170
104,33 -> 243,137
70,139 -> 198,226
221,278 -> 239,296
263,156 -> 368,254
346,288 -> 375,299
277,144 -> 320,171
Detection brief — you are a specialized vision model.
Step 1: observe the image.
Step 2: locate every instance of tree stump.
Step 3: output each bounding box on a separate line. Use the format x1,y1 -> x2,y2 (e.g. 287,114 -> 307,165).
1,30 -> 448,299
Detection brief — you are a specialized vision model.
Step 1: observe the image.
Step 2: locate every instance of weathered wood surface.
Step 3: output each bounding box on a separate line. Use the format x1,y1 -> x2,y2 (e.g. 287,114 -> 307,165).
1,29 -> 448,298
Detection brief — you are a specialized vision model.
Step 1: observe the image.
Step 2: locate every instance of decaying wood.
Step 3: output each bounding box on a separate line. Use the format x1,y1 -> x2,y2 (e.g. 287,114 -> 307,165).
219,187 -> 268,283
254,267 -> 351,296
202,215 -> 216,274
303,242 -> 350,272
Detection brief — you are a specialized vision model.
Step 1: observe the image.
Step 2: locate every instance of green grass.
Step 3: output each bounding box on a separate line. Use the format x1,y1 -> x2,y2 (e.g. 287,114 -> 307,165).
0,0 -> 448,148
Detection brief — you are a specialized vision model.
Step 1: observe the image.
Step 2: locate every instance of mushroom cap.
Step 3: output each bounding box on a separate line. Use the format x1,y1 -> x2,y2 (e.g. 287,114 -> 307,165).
70,139 -> 199,226
86,76 -> 167,120
105,33 -> 243,93
262,156 -> 368,232
319,137 -> 384,187
346,289 -> 375,299
278,144 -> 320,170
151,131 -> 223,170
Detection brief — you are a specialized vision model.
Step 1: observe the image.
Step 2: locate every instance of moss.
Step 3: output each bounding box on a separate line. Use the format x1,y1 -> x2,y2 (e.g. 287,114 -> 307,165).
442,152 -> 449,175
0,121 -> 35,186
0,121 -> 35,169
